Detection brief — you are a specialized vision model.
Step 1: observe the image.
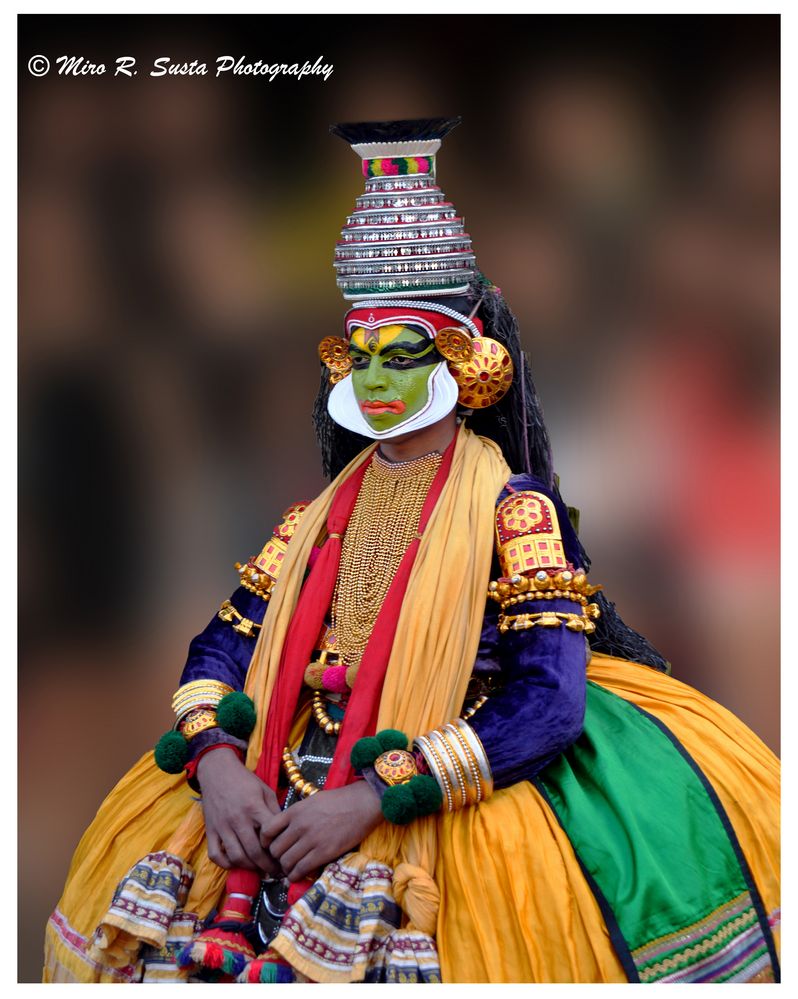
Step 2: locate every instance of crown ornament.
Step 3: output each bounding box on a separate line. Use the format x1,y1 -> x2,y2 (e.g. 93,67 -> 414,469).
331,118 -> 476,301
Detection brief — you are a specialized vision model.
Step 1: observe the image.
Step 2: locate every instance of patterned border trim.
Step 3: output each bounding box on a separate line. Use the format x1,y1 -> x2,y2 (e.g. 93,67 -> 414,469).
271,857 -> 441,983
47,908 -> 139,982
623,698 -> 781,983
634,891 -> 772,983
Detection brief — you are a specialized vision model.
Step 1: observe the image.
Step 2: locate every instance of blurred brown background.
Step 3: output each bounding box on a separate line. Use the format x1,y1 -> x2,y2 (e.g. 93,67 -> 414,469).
19,13 -> 779,983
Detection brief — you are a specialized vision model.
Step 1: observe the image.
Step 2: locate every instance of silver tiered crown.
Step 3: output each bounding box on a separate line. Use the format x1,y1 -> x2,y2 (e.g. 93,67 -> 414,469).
331,118 -> 477,301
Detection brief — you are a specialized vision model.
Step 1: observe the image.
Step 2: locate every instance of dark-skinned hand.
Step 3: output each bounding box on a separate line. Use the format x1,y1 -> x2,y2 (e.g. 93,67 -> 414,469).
196,747 -> 282,876
263,782 -> 384,883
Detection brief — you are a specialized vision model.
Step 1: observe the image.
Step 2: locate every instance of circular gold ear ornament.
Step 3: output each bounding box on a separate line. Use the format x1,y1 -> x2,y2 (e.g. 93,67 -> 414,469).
318,336 -> 352,384
435,326 -> 475,364
450,337 -> 514,408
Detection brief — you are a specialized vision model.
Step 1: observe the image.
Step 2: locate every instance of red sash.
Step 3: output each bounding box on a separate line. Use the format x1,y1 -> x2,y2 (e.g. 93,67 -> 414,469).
228,438 -> 454,900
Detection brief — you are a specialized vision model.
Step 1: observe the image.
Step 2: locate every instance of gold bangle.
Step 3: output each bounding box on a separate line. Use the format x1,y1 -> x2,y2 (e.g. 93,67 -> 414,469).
414,734 -> 453,813
450,718 -> 493,799
440,728 -> 481,805
171,680 -> 234,721
427,728 -> 468,811
442,723 -> 483,804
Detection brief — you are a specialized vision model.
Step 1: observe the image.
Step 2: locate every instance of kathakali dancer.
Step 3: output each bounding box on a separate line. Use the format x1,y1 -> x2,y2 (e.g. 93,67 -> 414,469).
44,118 -> 780,984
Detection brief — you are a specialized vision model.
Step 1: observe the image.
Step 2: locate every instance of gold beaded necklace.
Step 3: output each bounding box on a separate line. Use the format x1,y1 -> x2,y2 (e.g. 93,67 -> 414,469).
312,691 -> 342,735
330,449 -> 442,672
281,450 -> 442,800
281,747 -> 320,798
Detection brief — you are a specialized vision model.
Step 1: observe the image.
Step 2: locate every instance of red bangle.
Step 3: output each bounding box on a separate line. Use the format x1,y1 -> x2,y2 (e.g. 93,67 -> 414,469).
185,742 -> 245,782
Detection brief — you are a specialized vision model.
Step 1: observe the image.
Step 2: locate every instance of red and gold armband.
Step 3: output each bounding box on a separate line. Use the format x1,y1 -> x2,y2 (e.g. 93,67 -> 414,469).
234,501 -> 309,601
414,718 -> 493,811
495,489 -> 569,577
490,489 -> 602,633
489,568 -> 602,634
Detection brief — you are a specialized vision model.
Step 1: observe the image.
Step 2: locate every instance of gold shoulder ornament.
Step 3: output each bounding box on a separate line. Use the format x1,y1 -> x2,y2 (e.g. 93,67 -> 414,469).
495,489 -> 569,577
489,489 -> 602,634
234,501 -> 310,601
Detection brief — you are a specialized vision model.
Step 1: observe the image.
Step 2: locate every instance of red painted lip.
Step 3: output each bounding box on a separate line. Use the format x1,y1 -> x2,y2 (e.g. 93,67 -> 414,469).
361,399 -> 407,415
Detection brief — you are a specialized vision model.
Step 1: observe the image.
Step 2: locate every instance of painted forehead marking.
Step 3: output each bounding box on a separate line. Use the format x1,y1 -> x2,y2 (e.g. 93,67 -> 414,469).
350,324 -> 424,353
346,313 -> 439,341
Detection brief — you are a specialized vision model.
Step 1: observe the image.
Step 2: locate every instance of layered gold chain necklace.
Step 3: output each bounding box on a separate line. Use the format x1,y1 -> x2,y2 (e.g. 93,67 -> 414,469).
330,449 -> 442,673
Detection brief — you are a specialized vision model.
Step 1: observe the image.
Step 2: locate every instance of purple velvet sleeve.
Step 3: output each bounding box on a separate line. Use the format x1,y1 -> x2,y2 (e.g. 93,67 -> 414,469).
466,472 -> 589,790
468,599 -> 588,789
178,585 -> 268,689
472,599 -> 501,674
176,584 -> 268,770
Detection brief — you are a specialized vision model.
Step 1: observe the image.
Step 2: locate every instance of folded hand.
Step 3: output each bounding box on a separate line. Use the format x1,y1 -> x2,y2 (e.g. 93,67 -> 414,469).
263,782 -> 383,882
197,747 -> 281,876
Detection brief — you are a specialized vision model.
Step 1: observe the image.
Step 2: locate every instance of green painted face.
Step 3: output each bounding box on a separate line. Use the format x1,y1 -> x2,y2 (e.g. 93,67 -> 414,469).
349,325 -> 439,433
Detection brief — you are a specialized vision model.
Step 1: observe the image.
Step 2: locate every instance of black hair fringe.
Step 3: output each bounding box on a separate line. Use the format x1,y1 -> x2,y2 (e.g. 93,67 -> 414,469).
590,593 -> 670,672
312,366 -> 373,480
457,279 -> 554,485
330,117 -> 462,146
311,280 -> 669,672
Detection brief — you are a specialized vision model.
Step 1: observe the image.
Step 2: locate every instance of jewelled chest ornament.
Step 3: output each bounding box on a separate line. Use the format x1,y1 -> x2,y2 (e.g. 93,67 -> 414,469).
322,118 -> 514,439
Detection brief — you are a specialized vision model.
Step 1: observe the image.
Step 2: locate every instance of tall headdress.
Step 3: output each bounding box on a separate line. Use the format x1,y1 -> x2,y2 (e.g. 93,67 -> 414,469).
320,118 -> 513,439
330,116 -> 474,301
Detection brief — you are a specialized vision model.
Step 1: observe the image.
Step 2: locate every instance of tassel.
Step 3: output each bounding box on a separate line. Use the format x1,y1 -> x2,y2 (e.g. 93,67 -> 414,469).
176,925 -> 254,980
237,956 -> 294,983
176,883 -> 257,980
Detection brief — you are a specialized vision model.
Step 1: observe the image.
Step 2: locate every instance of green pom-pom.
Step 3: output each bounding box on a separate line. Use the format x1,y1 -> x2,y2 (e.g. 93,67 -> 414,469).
216,692 -> 256,740
350,736 -> 383,771
375,729 -> 408,752
409,774 -> 444,815
381,783 -> 418,825
154,731 -> 189,774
